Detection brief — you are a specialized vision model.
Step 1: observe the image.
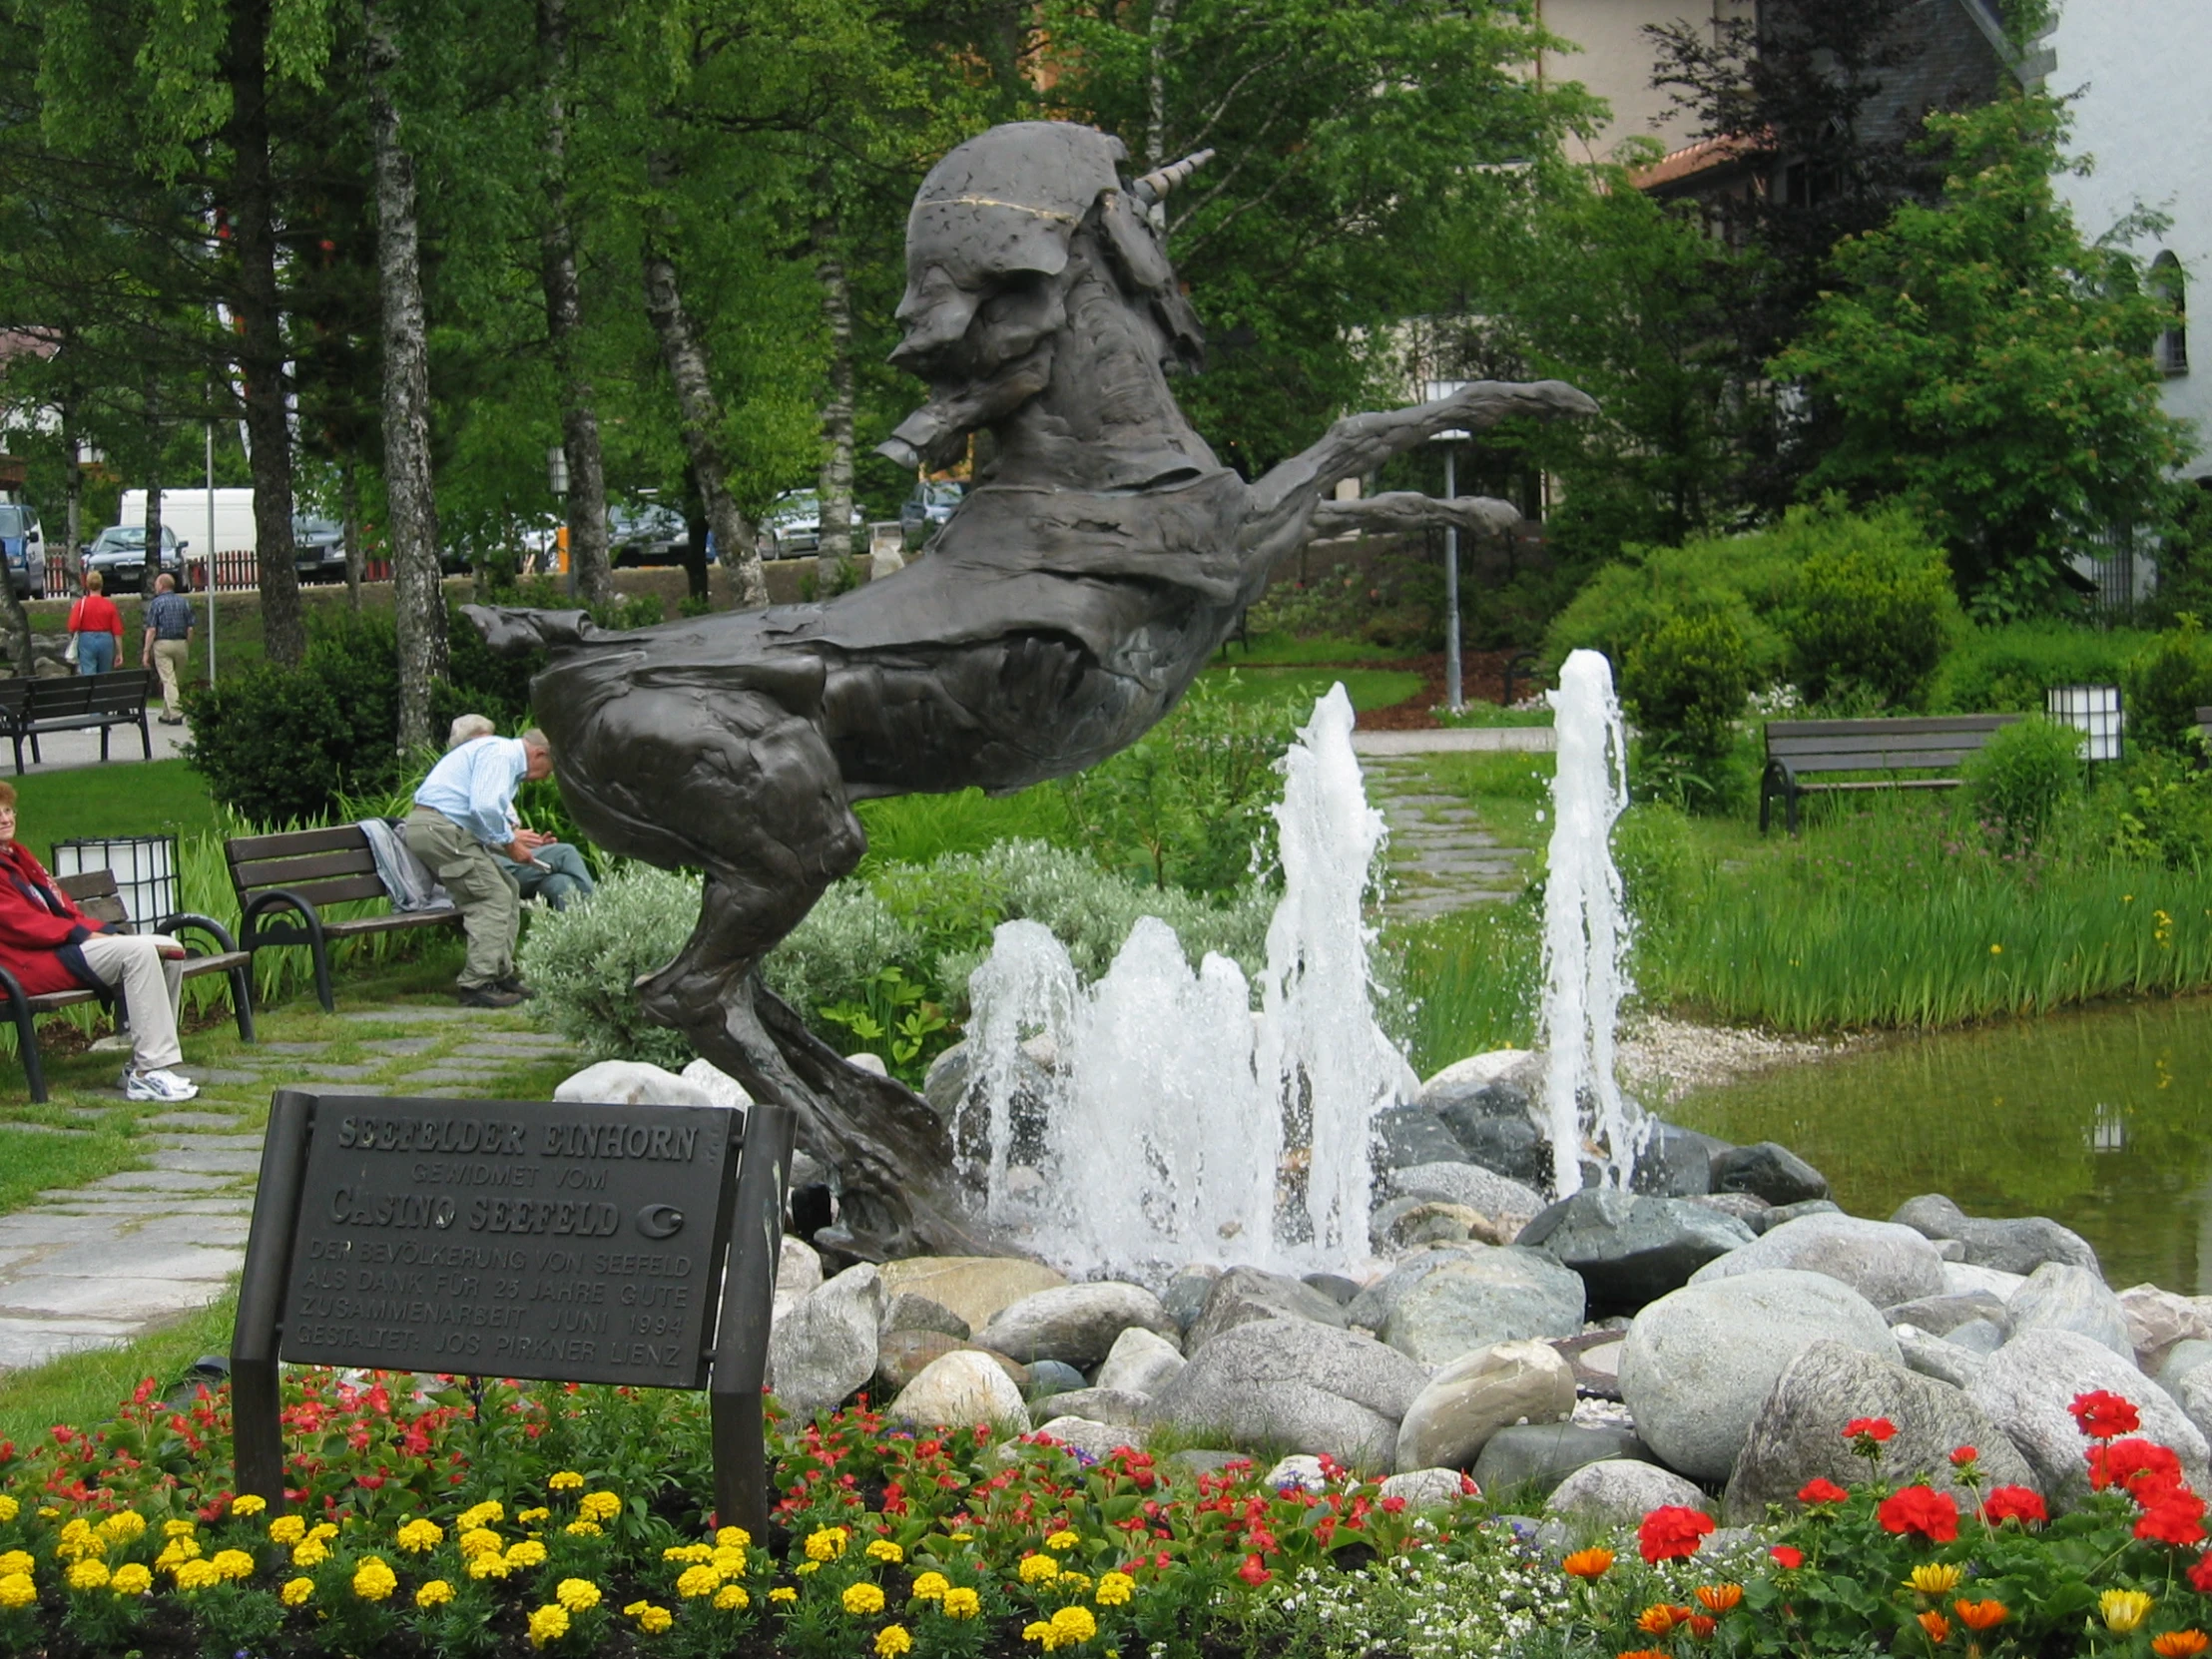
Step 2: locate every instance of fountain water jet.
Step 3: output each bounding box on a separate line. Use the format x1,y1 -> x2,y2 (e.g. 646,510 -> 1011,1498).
962,685 -> 1410,1282
1538,648 -> 1646,1195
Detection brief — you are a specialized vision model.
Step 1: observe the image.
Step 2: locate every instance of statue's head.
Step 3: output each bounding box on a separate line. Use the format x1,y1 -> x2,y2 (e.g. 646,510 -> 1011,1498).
879,122 -> 1208,471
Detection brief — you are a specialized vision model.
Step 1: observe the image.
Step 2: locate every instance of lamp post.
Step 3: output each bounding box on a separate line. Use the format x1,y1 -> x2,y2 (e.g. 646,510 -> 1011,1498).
547,444 -> 571,596
1423,379 -> 1469,715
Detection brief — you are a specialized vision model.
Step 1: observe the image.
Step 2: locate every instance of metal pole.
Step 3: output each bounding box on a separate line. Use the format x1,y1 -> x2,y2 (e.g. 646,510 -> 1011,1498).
710,1099 -> 795,1537
233,1088 -> 316,1510
1443,443 -> 1462,714
204,423 -> 217,684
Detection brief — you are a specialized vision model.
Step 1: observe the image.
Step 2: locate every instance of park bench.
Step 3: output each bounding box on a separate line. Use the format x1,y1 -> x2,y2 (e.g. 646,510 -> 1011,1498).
0,670 -> 155,775
0,869 -> 254,1103
226,825 -> 460,1013
1760,714 -> 2023,833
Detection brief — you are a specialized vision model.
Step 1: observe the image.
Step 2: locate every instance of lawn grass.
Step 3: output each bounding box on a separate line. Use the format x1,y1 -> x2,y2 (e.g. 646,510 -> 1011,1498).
0,1291 -> 237,1450
1216,631 -> 1409,667
13,759 -> 223,850
855,786 -> 1073,873
1196,663 -> 1424,712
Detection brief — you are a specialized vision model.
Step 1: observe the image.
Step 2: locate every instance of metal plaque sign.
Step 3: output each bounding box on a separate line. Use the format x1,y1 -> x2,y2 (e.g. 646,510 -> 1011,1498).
279,1097 -> 738,1388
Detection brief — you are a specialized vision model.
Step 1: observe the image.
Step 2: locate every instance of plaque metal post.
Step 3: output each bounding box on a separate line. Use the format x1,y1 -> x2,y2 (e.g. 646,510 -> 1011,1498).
232,1089 -> 316,1508
711,1099 -> 795,1537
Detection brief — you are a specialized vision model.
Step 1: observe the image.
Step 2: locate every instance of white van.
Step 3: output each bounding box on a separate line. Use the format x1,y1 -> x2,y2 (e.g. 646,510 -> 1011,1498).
120,488 -> 258,555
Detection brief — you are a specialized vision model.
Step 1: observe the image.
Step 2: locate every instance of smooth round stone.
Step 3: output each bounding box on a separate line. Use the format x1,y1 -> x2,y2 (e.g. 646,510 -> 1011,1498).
1471,1421 -> 1652,1497
1381,1247 -> 1585,1368
1689,1213 -> 1945,1308
1394,1339 -> 1575,1473
1027,1360 -> 1087,1400
1544,1459 -> 1708,1525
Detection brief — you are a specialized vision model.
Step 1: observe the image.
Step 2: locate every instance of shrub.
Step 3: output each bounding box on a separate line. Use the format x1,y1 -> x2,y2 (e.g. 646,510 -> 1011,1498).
1780,504 -> 1959,707
1960,715 -> 2083,847
516,862 -> 699,1071
2108,748 -> 2212,866
2122,616 -> 2212,752
1619,601 -> 1755,767
1932,620 -> 2149,714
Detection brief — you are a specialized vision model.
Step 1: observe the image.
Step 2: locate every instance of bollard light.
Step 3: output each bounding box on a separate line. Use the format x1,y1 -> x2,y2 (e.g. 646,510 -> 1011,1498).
2045,683 -> 2123,763
546,444 -> 569,497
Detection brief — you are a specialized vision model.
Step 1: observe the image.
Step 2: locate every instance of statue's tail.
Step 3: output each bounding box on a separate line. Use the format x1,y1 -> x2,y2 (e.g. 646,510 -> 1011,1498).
461,604 -> 599,659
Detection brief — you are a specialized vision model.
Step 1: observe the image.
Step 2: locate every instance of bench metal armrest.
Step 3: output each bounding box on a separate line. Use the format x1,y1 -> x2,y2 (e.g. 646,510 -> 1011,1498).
240,888 -> 324,946
159,911 -> 241,956
0,961 -> 47,1102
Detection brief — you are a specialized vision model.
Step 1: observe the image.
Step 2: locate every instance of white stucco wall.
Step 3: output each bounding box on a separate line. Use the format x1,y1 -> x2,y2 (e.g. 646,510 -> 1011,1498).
2044,0 -> 2212,480
1534,0 -> 1753,164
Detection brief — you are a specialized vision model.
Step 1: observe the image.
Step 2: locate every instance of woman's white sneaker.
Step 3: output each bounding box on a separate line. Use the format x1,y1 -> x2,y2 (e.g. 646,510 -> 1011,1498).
121,1066 -> 199,1103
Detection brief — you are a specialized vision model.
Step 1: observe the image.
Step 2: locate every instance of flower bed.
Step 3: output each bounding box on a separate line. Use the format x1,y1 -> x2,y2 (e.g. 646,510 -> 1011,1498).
3,1371 -> 2211,1656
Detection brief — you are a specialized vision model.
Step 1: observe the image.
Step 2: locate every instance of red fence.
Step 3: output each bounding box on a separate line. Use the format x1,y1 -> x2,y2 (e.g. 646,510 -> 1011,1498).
189,551 -> 392,593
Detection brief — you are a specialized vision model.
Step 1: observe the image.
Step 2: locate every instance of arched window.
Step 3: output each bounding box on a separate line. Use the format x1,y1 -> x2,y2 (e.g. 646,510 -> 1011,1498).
2152,251 -> 2188,376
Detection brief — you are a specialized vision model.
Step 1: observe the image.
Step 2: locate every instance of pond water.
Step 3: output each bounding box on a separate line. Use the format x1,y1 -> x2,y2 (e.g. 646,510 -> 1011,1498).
1667,995 -> 2212,1295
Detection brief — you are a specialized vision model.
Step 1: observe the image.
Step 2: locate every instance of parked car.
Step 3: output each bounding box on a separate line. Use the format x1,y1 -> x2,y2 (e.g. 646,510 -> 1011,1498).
760,490 -> 863,556
294,515 -> 347,581
0,506 -> 48,600
84,524 -> 186,592
609,504 -> 687,567
900,481 -> 964,547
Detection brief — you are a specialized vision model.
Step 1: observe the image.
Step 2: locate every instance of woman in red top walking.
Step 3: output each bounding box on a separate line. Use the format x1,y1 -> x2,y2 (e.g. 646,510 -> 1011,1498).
0,781 -> 198,1100
66,570 -> 123,676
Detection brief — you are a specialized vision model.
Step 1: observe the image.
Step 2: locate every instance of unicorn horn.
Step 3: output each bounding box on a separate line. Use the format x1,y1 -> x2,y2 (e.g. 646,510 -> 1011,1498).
1131,149 -> 1215,205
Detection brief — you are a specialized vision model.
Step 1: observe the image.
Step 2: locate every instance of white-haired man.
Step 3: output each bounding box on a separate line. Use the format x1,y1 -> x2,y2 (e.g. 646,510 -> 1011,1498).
443,715 -> 597,910
406,727 -> 555,1008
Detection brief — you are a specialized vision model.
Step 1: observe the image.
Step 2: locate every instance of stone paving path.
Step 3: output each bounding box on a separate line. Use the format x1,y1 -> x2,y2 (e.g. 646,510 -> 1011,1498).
1361,754 -> 1533,921
0,1005 -> 581,1373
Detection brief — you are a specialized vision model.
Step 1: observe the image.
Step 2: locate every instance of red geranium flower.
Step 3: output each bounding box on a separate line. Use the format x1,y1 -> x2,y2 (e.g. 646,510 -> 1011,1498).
2139,1487 -> 2208,1548
1770,1545 -> 1805,1569
2092,1439 -> 2185,1495
1798,1478 -> 1851,1505
1980,1486 -> 2047,1528
2189,1550 -> 2212,1594
1878,1485 -> 1960,1543
1949,1446 -> 1977,1466
2070,1389 -> 2142,1441
1843,1417 -> 1898,1443
1638,1505 -> 1716,1564
1237,1553 -> 1271,1587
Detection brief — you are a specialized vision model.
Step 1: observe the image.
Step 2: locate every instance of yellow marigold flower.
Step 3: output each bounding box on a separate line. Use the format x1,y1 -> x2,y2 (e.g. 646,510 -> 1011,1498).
291,1539 -> 329,1569
557,1578 -> 602,1613
717,1526 -> 752,1550
770,1586 -> 798,1605
702,1549 -> 741,1580
715,1584 -> 750,1612
943,1587 -> 982,1620
352,1556 -> 399,1602
677,1565 -> 723,1599
912,1571 -> 950,1602
844,1582 -> 887,1616
211,1549 -> 256,1582
66,1558 -> 110,1593
269,1515 -> 306,1547
164,1519 -> 198,1539
1045,1530 -> 1079,1551
35,1509 -> 56,1521
306,1522 -> 337,1544
1052,1605 -> 1098,1645
1025,1619 -> 1060,1650
109,1564 -> 152,1597
230,1494 -> 265,1518
528,1603 -> 570,1649
0,1572 -> 33,1610
459,1527 -> 505,1560
280,1576 -> 314,1607
505,1539 -> 548,1570
1908,1564 -> 1963,1595
1060,1572 -> 1092,1593
633,1602 -> 674,1633
549,1471 -> 585,1491
565,1521 -> 603,1537
175,1560 -> 222,1592
1019,1553 -> 1061,1584
518,1507 -> 551,1525
396,1518 -> 444,1554
867,1538 -> 904,1564
457,1500 -> 504,1530
877,1623 -> 915,1658
100,1510 -> 146,1542
1096,1571 -> 1135,1606
156,1537 -> 201,1570
55,1521 -> 100,1563
0,1552 -> 29,1578
805,1526 -> 848,1562
577,1491 -> 621,1524
2103,1590 -> 2154,1634
664,1543 -> 714,1563
796,1560 -> 821,1575
416,1579 -> 456,1610
0,1495 -> 17,1523
467,1553 -> 510,1581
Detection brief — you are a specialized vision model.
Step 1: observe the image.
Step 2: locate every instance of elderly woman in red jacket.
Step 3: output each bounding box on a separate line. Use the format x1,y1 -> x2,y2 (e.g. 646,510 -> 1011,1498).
0,781 -> 198,1101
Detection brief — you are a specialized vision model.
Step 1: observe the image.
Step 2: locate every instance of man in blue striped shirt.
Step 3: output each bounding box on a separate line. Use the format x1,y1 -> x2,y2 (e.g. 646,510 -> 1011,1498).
405,729 -> 555,1007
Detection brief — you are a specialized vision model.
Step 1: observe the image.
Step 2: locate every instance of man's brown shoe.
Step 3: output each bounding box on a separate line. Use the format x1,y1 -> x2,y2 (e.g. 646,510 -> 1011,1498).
458,983 -> 525,1009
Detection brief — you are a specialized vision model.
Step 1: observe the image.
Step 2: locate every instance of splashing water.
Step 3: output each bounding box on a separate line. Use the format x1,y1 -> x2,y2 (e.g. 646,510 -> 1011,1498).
962,685 -> 1410,1282
1538,649 -> 1646,1195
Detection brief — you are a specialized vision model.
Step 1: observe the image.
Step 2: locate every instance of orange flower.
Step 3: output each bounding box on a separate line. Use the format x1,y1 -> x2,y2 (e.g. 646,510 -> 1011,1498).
1696,1584 -> 1744,1614
1564,1548 -> 1615,1580
1686,1615 -> 1718,1640
1919,1611 -> 1952,1644
2154,1633 -> 2211,1659
1637,1606 -> 1680,1636
1953,1601 -> 2008,1632
1617,1651 -> 1672,1659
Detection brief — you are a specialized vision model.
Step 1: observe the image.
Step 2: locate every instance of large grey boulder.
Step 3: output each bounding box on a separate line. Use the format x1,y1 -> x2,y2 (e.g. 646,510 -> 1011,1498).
1943,1262 -> 2027,1303
1027,1415 -> 1148,1461
1344,1248 -> 1483,1332
1151,1318 -> 1429,1470
2171,1369 -> 2212,1452
1447,1116 -> 1552,1188
555,1059 -> 717,1107
2004,1264 -> 2132,1361
1884,1292 -> 2009,1341
1095,1327 -> 1187,1396
975,1282 -> 1178,1369
1968,1329 -> 2209,1507
2120,1285 -> 2212,1374
773,1236 -> 825,1325
1629,1123 -> 1720,1199
2163,1340 -> 2212,1389
1545,1459 -> 1709,1526
1751,1199 -> 1843,1235
1162,1266 -> 1222,1333
882,1293 -> 970,1342
876,1257 -> 1068,1333
768,1264 -> 884,1415
1472,1422 -> 1651,1497
1387,1162 -> 1547,1221
1371,1105 -> 1468,1172
1690,1213 -> 1945,1309
889,1350 -> 1031,1436
1382,1248 -> 1586,1368
1891,1195 -> 2100,1278
1418,1050 -> 1534,1116
1185,1267 -> 1349,1351
1620,1269 -> 1901,1482
1377,1467 -> 1469,1510
1894,1326 -> 1985,1390
1516,1189 -> 1754,1315
1394,1339 -> 1575,1473
1031,1386 -> 1151,1427
1723,1340 -> 2037,1523
1708,1142 -> 1829,1206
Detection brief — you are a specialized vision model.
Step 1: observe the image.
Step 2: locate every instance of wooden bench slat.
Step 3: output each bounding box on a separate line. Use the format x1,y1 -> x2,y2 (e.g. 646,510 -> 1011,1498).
1778,749 -> 1995,773
321,910 -> 458,938
233,849 -> 382,888
1765,716 -> 2019,738
1762,713 -> 2023,832
227,826 -> 371,864
257,874 -> 394,908
1770,732 -> 2009,758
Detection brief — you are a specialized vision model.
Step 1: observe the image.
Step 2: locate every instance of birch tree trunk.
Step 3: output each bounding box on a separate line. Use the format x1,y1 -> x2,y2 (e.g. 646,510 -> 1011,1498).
367,0 -> 448,750
641,148 -> 765,609
813,216 -> 855,590
538,0 -> 612,607
225,0 -> 307,664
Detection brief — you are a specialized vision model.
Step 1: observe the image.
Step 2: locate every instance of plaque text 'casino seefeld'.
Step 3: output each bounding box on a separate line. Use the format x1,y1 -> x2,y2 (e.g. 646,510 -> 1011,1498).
283,1098 -> 737,1389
